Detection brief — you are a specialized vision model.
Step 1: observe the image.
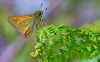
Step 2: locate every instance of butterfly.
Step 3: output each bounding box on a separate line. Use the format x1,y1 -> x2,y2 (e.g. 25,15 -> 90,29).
8,8 -> 47,39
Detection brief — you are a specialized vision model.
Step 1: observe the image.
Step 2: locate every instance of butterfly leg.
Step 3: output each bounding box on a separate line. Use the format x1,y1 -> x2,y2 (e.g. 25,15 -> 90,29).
41,18 -> 47,26
34,24 -> 38,30
38,17 -> 43,27
33,20 -> 38,30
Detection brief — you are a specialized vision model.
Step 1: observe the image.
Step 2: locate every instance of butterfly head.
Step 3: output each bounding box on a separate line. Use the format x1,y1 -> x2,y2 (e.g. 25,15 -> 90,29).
36,10 -> 43,17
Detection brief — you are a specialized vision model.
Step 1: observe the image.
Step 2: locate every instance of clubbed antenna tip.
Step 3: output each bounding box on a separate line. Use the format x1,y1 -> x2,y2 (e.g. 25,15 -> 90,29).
40,3 -> 43,9
45,8 -> 47,10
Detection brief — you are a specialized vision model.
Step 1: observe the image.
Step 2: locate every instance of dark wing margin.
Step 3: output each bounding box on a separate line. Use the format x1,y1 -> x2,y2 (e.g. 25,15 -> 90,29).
8,16 -> 17,27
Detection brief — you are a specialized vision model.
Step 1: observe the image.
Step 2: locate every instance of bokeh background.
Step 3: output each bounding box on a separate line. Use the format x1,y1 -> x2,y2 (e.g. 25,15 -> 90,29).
0,0 -> 100,62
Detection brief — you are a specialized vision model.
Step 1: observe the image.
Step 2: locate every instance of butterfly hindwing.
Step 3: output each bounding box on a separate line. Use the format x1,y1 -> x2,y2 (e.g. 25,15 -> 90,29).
24,23 -> 34,38
16,17 -> 34,35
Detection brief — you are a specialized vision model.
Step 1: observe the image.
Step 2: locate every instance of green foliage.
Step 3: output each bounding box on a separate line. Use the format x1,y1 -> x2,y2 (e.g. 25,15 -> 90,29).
31,24 -> 100,62
82,19 -> 100,32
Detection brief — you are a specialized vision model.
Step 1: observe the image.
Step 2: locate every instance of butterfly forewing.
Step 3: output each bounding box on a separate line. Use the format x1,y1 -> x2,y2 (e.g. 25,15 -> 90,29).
8,15 -> 33,27
8,15 -> 35,38
8,16 -> 18,27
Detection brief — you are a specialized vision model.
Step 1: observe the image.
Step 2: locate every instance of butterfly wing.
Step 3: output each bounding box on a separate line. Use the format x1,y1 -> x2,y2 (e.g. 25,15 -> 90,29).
8,14 -> 33,27
24,21 -> 34,39
16,17 -> 35,38
8,15 -> 36,39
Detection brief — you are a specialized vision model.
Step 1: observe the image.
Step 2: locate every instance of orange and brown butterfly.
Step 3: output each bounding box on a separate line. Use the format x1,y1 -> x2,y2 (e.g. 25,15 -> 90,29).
8,4 -> 47,39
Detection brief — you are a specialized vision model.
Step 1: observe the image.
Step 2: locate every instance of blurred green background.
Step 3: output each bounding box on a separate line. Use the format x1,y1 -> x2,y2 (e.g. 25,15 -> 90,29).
0,0 -> 100,62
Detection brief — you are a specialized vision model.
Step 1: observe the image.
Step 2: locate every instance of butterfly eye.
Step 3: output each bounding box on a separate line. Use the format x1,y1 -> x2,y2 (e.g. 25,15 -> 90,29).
38,11 -> 43,16
38,13 -> 41,16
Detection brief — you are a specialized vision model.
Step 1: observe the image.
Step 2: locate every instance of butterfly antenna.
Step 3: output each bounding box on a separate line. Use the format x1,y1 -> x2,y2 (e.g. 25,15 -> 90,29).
45,8 -> 47,10
40,3 -> 42,9
43,8 -> 47,11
